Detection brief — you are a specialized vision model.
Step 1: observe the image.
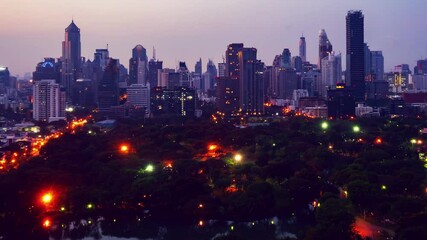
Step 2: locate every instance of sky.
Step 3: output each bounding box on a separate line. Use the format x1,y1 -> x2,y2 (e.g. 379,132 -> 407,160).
1,0 -> 426,77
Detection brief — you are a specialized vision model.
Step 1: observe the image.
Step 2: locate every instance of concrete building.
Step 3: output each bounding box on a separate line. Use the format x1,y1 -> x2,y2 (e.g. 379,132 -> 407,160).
33,80 -> 66,122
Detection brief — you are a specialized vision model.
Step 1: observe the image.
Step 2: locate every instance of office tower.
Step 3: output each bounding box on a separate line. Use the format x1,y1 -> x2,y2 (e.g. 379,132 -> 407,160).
195,58 -> 202,76
151,87 -> 196,117
282,49 -> 292,69
292,56 -> 303,72
238,48 -> 264,114
299,35 -> 306,62
277,69 -> 298,99
218,62 -> 226,78
178,62 -> 190,87
346,10 -> 365,101
33,79 -> 66,122
414,59 -> 427,75
318,29 -> 333,69
33,58 -> 61,82
327,83 -> 355,119
127,84 -> 150,114
61,20 -> 82,99
148,59 -> 163,88
321,52 -> 342,98
94,49 -> 110,70
226,43 -> 244,78
206,59 -> 217,90
0,67 -> 10,94
129,45 -> 148,85
98,59 -> 120,113
72,79 -> 97,107
370,51 -> 384,81
216,76 -> 239,115
364,43 -> 371,77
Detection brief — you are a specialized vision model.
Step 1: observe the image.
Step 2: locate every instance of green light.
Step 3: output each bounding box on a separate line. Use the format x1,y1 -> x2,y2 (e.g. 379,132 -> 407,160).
381,185 -> 387,190
411,139 -> 417,144
145,164 -> 154,172
86,203 -> 93,209
353,125 -> 360,133
321,121 -> 328,130
230,226 -> 234,231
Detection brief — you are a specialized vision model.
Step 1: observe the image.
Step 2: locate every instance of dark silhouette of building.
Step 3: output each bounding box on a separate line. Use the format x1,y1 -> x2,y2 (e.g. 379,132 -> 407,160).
226,43 -> 244,78
148,59 -> 162,88
327,83 -> 355,119
129,45 -> 147,85
98,59 -> 120,113
33,58 -> 61,83
61,20 -> 82,99
318,29 -> 333,69
238,48 -> 264,115
216,76 -> 239,115
73,79 -> 97,108
299,35 -> 306,62
346,10 -> 365,102
151,86 -> 196,117
0,67 -> 10,94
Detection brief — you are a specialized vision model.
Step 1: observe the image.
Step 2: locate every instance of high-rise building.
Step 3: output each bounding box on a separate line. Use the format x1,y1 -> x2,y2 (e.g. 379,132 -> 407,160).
178,62 -> 190,87
218,62 -> 226,78
370,51 -> 384,81
292,56 -> 303,72
318,29 -> 333,69
33,58 -> 61,83
299,35 -> 306,62
238,48 -> 264,115
277,69 -> 298,100
148,59 -> 163,88
414,59 -> 427,75
72,78 -> 97,108
346,10 -> 365,102
364,43 -> 371,77
226,43 -> 244,78
129,45 -> 148,85
282,49 -> 292,69
98,59 -> 120,113
0,67 -> 10,94
61,20 -> 82,99
127,84 -> 150,114
33,79 -> 66,122
206,59 -> 217,90
321,52 -> 342,98
327,83 -> 355,119
195,58 -> 202,76
151,87 -> 196,117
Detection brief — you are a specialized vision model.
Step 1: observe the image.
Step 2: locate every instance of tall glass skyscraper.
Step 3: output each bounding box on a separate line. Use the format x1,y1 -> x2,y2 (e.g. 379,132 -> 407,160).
318,29 -> 333,69
346,10 -> 365,101
61,20 -> 81,99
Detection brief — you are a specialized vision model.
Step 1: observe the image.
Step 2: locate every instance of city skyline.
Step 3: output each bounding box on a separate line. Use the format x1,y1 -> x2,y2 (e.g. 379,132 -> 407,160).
1,0 -> 426,77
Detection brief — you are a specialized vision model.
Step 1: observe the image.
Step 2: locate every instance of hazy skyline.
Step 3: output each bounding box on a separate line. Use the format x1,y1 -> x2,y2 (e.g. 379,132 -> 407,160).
1,0 -> 426,77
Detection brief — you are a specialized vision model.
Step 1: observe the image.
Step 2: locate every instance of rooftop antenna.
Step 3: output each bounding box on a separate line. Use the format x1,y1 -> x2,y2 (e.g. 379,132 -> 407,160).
107,44 -> 109,50
153,46 -> 156,61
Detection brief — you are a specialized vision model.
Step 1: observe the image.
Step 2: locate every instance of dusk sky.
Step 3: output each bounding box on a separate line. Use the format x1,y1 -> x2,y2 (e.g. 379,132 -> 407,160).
1,0 -> 426,77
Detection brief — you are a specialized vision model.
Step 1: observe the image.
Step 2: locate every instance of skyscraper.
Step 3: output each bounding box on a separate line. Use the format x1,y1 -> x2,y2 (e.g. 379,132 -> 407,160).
321,52 -> 342,98
238,48 -> 264,115
226,43 -> 244,78
98,59 -> 120,113
318,29 -> 333,69
195,58 -> 202,76
206,59 -> 218,90
299,35 -> 306,62
0,67 -> 10,94
282,49 -> 292,69
33,80 -> 66,122
370,51 -> 384,81
61,20 -> 82,99
129,45 -> 148,85
346,10 -> 365,101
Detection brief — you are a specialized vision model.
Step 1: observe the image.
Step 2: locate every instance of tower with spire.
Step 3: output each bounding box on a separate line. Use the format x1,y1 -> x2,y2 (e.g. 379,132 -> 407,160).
61,20 -> 82,101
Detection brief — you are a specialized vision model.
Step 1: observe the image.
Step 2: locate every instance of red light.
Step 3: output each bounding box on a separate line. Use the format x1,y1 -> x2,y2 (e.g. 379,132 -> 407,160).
41,192 -> 53,205
208,144 -> 218,151
119,144 -> 130,153
42,219 -> 51,228
375,138 -> 382,144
